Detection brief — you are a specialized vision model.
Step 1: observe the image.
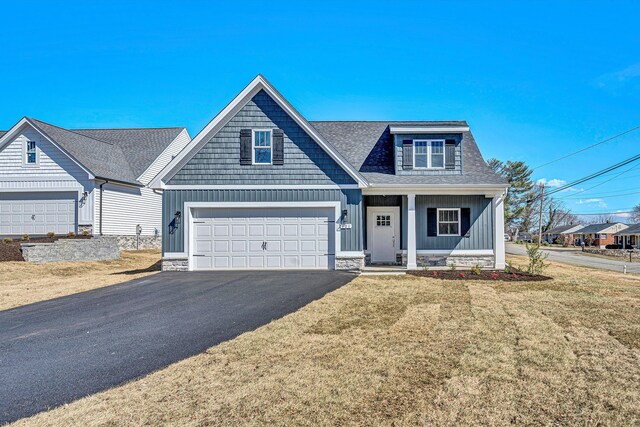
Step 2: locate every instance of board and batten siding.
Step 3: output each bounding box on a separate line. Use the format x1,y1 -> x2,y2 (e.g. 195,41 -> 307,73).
95,184 -> 162,236
168,90 -> 356,186
408,195 -> 494,251
162,189 -> 363,254
138,129 -> 190,185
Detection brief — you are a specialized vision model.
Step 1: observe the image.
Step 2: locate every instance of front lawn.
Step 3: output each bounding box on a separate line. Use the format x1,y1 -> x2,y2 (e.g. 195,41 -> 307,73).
12,256 -> 640,426
0,250 -> 161,311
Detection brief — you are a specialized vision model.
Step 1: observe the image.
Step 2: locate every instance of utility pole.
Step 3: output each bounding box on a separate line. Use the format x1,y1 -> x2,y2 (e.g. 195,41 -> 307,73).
537,183 -> 545,247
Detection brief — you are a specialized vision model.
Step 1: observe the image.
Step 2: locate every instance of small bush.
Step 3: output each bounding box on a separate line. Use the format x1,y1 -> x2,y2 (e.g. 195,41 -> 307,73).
525,243 -> 549,275
3,237 -> 13,244
422,265 -> 430,272
605,244 -> 622,249
47,232 -> 55,238
458,272 -> 465,278
516,240 -> 524,244
542,241 -> 550,247
21,234 -> 30,241
67,232 -> 76,238
471,264 -> 482,275
431,271 -> 438,277
81,230 -> 90,236
491,272 -> 499,280
449,262 -> 457,272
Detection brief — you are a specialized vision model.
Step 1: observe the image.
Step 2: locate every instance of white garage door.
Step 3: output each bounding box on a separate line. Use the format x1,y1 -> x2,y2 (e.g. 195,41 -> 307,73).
191,207 -> 334,270
0,192 -> 77,236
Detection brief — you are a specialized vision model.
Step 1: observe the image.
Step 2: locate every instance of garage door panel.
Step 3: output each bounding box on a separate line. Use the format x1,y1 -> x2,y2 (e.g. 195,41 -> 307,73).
192,207 -> 333,271
0,193 -> 76,236
194,256 -> 213,270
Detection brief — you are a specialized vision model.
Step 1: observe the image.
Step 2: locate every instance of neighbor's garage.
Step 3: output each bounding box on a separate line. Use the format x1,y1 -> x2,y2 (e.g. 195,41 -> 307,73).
191,207 -> 334,270
0,192 -> 76,236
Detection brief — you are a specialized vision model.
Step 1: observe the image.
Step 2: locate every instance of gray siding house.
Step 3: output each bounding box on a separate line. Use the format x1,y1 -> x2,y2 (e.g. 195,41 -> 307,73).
152,75 -> 508,271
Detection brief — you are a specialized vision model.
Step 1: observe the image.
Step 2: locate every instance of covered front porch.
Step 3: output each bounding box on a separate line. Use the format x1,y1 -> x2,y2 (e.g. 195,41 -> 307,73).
362,188 -> 506,270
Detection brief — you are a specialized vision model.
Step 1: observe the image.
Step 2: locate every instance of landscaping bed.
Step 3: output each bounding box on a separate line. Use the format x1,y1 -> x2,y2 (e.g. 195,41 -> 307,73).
408,269 -> 552,281
0,236 -> 91,262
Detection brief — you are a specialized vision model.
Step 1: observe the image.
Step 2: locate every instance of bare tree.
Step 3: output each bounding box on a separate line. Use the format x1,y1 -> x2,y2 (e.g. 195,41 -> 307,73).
633,204 -> 640,223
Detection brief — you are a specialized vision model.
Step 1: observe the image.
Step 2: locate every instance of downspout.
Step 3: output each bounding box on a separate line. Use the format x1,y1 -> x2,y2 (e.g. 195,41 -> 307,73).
99,180 -> 108,236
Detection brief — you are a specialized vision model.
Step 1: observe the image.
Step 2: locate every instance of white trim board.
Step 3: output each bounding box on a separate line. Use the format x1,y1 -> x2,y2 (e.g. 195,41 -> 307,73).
150,75 -> 368,189
390,126 -> 470,134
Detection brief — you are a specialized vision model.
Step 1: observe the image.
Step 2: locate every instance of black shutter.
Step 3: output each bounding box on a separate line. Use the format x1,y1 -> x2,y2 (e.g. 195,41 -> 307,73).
461,208 -> 471,236
402,139 -> 413,170
272,129 -> 284,165
240,129 -> 252,165
427,208 -> 437,236
445,139 -> 456,169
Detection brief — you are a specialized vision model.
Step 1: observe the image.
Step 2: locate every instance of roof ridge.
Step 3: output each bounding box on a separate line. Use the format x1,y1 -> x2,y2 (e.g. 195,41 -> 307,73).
27,118 -> 117,146
72,127 -> 185,131
310,120 -> 468,123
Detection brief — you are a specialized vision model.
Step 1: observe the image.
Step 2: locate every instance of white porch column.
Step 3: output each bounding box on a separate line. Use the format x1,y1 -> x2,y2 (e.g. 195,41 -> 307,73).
493,192 -> 506,269
407,193 -> 417,270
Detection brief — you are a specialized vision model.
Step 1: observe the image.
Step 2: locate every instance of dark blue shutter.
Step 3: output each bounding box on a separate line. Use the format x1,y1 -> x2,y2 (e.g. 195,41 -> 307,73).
272,129 -> 284,165
427,208 -> 437,236
240,129 -> 252,165
461,208 -> 471,236
445,139 -> 456,169
402,140 -> 413,170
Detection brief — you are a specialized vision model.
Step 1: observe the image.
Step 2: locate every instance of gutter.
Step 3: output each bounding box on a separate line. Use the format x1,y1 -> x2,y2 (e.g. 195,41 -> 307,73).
99,180 -> 108,236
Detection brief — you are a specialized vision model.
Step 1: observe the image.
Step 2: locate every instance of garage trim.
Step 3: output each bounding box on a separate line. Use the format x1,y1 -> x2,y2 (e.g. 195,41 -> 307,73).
182,201 -> 342,271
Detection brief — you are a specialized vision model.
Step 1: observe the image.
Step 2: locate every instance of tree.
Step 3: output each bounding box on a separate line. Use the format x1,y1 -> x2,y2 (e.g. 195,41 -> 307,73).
488,159 -> 536,232
633,204 -> 640,222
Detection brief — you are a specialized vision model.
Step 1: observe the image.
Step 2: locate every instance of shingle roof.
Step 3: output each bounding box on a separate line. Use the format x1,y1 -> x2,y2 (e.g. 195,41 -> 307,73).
25,118 -> 185,185
545,224 -> 584,234
310,121 -> 507,186
615,224 -> 640,235
0,131 -> 6,138
575,223 -> 624,234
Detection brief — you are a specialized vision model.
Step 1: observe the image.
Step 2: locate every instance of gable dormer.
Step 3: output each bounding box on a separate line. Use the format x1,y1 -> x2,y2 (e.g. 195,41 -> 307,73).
390,124 -> 469,176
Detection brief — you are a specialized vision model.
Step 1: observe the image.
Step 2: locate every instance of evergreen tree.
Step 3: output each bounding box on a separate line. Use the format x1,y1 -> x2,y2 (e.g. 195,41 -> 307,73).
488,159 -> 535,232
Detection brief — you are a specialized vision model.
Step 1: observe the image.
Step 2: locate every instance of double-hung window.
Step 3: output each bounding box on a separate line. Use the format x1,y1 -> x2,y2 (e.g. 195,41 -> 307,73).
25,140 -> 37,165
413,140 -> 444,169
437,208 -> 460,236
253,130 -> 272,164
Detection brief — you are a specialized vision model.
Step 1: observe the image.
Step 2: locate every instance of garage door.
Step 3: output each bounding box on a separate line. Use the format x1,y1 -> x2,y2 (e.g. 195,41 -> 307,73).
191,207 -> 334,270
0,192 -> 77,236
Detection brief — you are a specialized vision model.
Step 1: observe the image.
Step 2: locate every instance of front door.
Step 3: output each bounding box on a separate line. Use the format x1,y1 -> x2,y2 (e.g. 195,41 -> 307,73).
368,207 -> 399,263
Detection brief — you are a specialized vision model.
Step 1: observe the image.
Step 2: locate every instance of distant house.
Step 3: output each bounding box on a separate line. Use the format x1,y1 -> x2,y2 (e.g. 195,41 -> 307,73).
543,223 -> 584,245
614,224 -> 640,249
574,222 -> 628,248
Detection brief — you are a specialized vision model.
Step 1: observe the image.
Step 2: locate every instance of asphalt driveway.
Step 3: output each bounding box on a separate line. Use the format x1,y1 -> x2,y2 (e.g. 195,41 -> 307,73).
0,270 -> 355,424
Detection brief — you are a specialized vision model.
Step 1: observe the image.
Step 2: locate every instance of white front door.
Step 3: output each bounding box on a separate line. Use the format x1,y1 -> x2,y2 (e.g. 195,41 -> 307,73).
191,207 -> 333,270
368,207 -> 399,263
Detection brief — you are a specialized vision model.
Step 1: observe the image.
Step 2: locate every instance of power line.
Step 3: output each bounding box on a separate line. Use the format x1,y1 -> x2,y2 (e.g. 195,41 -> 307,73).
532,125 -> 640,170
556,161 -> 640,199
572,210 -> 634,215
562,190 -> 640,200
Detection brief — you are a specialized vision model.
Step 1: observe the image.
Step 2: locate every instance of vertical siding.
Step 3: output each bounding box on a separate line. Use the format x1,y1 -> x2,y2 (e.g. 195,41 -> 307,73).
413,195 -> 493,250
163,189 -> 362,254
168,90 -> 356,186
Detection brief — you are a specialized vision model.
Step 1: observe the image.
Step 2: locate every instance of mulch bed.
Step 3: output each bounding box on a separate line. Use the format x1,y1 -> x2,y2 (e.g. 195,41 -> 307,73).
0,236 -> 92,262
408,270 -> 552,282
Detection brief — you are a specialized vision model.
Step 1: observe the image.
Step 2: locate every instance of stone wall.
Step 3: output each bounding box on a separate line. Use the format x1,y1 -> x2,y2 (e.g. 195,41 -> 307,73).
402,253 -> 495,268
112,235 -> 162,251
21,237 -> 120,264
583,248 -> 640,260
162,258 -> 189,271
335,254 -> 365,271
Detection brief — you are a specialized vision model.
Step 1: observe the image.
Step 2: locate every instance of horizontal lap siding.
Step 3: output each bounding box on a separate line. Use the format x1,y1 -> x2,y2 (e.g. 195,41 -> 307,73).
168,90 -> 355,186
406,195 -> 493,250
163,189 -> 363,254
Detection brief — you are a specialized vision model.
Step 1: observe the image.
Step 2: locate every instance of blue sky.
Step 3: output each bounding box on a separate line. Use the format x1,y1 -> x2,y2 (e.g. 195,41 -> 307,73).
1,1 -> 639,219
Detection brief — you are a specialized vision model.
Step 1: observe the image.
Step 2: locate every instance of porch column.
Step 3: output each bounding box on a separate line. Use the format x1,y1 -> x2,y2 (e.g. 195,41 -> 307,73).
407,194 -> 417,270
493,192 -> 506,269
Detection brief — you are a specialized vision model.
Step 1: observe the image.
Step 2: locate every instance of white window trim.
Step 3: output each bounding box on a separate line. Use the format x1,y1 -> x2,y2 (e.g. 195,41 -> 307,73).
436,207 -> 461,237
413,139 -> 445,170
252,129 -> 273,165
23,139 -> 39,167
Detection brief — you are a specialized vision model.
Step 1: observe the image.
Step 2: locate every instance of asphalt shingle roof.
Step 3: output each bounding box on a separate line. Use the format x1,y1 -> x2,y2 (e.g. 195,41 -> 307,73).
615,224 -> 640,235
25,118 -> 185,185
575,223 -> 624,234
545,224 -> 584,234
310,121 -> 507,186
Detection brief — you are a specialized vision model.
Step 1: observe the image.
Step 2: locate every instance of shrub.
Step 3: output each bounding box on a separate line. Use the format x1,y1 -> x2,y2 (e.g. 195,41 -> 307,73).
605,244 -> 622,249
3,237 -> 12,244
449,262 -> 457,272
525,243 -> 549,275
491,272 -> 499,280
47,232 -> 55,238
431,271 -> 438,277
542,241 -> 550,247
81,230 -> 90,236
458,272 -> 465,278
471,264 -> 482,275
67,232 -> 76,238
422,265 -> 430,272
21,234 -> 29,241
516,240 -> 524,244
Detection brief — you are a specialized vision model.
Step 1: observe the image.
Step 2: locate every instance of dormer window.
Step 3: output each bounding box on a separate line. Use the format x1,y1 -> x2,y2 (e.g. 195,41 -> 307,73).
25,140 -> 37,165
252,130 -> 272,164
414,140 -> 444,169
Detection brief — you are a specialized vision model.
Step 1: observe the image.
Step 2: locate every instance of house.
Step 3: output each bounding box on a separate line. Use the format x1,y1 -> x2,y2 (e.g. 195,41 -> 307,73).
543,223 -> 584,245
614,224 -> 640,249
151,75 -> 508,271
0,118 -> 190,246
573,222 -> 628,248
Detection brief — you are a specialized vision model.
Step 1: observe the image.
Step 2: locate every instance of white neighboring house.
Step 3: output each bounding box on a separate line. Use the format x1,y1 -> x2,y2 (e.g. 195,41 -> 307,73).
0,117 -> 190,243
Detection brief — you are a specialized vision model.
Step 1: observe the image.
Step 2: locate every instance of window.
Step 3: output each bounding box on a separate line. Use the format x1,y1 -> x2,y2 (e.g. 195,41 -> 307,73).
252,130 -> 272,164
601,233 -> 607,239
437,208 -> 460,236
376,215 -> 391,227
413,140 -> 445,169
25,140 -> 37,165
